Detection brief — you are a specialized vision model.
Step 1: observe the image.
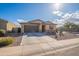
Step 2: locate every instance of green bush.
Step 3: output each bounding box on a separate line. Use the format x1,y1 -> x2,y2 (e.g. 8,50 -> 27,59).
0,29 -> 5,37
0,37 -> 14,47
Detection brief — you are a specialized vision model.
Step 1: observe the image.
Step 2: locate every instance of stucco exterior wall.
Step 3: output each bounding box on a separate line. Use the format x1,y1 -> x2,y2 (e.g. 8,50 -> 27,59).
7,22 -> 16,31
21,24 -> 24,33
0,19 -> 16,32
39,24 -> 42,32
45,25 -> 50,32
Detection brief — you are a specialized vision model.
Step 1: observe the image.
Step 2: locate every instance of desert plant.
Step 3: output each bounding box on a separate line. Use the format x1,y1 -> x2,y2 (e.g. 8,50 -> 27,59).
0,37 -> 14,47
0,29 -> 5,37
63,22 -> 79,32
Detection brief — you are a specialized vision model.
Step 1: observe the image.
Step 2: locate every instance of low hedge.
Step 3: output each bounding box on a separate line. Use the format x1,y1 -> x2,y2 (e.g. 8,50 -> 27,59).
0,37 -> 14,47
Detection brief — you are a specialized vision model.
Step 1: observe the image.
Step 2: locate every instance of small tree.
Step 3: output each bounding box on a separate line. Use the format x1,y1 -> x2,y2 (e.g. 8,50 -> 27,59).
63,22 -> 79,32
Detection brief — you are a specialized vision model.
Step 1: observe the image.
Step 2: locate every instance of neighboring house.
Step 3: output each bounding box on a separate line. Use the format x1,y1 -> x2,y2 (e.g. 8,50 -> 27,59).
19,19 -> 57,33
0,18 -> 16,32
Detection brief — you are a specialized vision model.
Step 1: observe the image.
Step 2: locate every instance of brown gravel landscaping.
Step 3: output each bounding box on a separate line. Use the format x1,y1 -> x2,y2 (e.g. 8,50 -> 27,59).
50,32 -> 79,40
6,33 -> 22,47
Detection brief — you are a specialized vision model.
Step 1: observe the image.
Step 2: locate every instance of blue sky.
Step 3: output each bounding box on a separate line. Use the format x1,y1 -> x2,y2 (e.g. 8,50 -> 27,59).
0,3 -> 79,25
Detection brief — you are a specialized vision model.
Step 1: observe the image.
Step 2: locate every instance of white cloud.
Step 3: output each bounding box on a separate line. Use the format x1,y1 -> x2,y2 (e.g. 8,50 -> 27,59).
54,11 -> 79,26
13,22 -> 21,27
62,13 -> 72,19
63,11 -> 79,24
17,19 -> 25,22
72,11 -> 79,19
53,11 -> 63,16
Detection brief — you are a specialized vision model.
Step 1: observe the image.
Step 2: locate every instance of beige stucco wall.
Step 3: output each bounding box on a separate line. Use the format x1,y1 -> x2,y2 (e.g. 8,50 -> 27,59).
52,25 -> 57,31
21,24 -> 24,33
0,19 -> 17,32
39,24 -> 42,32
7,22 -> 16,31
45,25 -> 50,32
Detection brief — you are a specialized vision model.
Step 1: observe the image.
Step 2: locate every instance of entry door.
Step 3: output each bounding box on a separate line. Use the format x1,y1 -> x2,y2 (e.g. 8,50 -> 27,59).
42,25 -> 45,32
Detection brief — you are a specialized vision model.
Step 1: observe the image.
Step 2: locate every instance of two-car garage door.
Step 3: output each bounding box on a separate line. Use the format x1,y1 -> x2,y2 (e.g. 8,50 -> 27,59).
24,25 -> 39,33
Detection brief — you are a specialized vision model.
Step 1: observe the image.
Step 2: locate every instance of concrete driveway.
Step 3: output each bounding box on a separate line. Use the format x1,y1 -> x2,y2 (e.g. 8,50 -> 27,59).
21,32 -> 57,46
19,32 -> 79,55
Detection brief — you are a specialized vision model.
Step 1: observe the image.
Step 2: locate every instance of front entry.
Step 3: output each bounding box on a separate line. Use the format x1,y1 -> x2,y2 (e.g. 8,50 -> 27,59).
42,25 -> 45,32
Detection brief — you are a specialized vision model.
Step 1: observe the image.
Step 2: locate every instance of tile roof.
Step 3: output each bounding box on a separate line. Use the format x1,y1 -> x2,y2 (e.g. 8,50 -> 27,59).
19,19 -> 57,25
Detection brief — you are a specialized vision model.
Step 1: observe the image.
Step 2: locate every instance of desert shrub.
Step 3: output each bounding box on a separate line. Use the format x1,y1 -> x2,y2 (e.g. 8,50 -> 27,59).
0,37 -> 14,47
0,29 -> 5,37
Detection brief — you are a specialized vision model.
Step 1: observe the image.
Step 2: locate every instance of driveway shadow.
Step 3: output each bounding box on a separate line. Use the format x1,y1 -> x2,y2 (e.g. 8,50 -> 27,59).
24,32 -> 47,37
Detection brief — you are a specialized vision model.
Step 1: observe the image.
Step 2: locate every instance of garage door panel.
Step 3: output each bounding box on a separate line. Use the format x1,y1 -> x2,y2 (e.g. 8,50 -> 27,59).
24,25 -> 39,32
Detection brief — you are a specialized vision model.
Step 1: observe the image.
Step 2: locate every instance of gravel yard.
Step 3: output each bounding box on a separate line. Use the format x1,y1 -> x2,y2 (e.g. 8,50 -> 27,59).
6,33 -> 22,47
10,36 -> 22,46
50,32 -> 79,40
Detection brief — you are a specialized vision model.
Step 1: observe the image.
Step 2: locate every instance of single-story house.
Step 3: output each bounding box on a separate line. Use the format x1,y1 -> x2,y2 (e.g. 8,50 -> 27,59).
19,19 -> 57,33
0,18 -> 16,32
